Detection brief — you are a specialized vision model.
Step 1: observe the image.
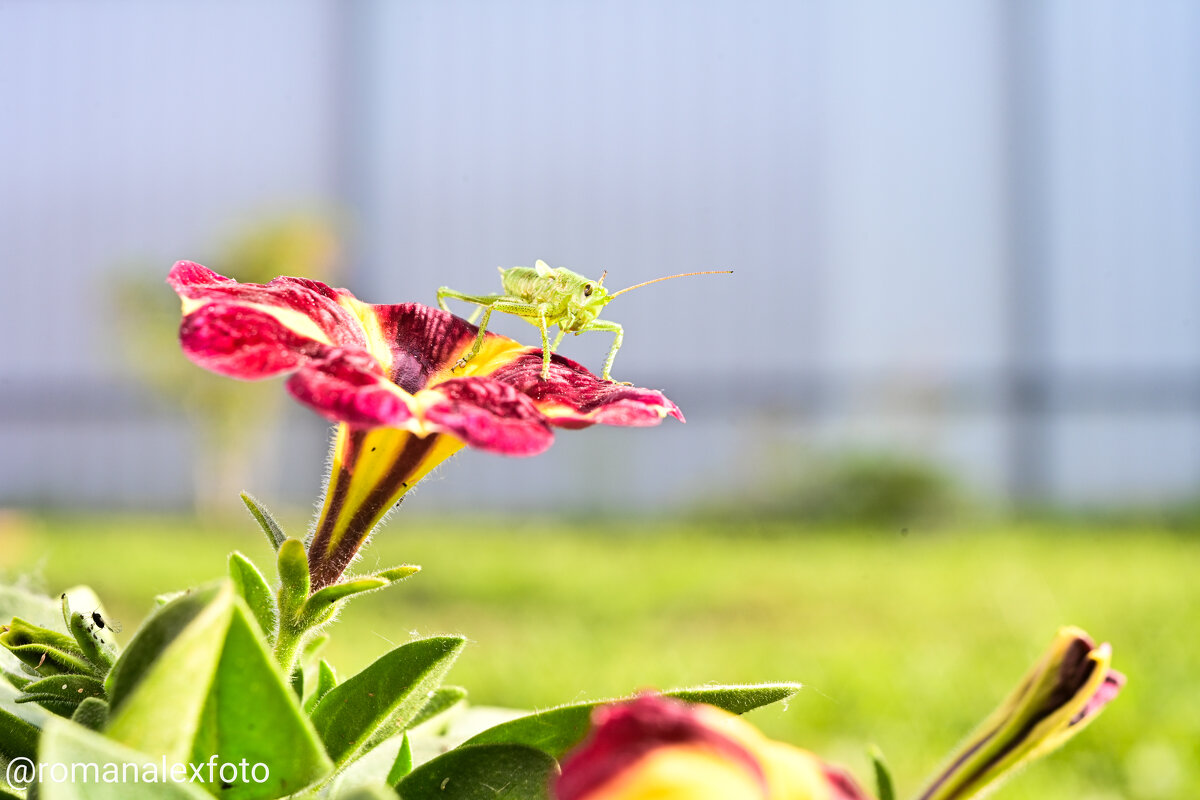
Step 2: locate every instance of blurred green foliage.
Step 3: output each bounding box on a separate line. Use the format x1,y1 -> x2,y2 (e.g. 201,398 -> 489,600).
109,217 -> 341,513
711,449 -> 970,527
3,513 -> 1195,800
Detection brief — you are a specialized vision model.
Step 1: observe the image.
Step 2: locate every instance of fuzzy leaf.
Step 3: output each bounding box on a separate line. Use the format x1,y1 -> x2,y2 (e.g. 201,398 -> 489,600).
190,601 -> 331,799
387,733 -> 414,785
37,717 -> 211,799
396,744 -> 556,799
2,670 -> 31,691
17,674 -> 105,717
70,696 -> 108,732
311,636 -> 465,766
304,578 -> 389,621
276,539 -> 310,621
376,566 -> 420,582
105,583 -> 331,798
64,600 -> 117,673
409,686 -> 467,730
0,618 -> 94,677
241,491 -> 288,550
229,552 -> 277,638
0,678 -> 47,762
304,659 -> 338,715
0,706 -> 40,763
463,682 -> 802,759
105,585 -> 222,710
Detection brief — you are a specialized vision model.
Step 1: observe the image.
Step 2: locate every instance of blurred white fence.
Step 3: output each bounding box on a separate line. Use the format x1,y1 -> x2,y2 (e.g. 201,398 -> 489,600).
1,0 -> 1198,511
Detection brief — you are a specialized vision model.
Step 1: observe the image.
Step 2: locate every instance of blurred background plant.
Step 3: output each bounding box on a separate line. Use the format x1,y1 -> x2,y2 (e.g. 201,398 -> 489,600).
108,215 -> 342,514
705,447 -> 971,528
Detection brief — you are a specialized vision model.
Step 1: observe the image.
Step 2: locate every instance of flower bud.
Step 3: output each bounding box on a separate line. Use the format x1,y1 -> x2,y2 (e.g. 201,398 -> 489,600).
555,694 -> 871,800
916,626 -> 1124,800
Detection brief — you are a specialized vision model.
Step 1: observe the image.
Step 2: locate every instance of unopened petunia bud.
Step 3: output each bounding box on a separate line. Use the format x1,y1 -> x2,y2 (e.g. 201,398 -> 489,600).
915,626 -> 1124,800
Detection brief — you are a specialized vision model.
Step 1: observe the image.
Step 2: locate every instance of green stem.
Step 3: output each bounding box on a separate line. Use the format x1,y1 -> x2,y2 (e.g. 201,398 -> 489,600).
272,615 -> 307,679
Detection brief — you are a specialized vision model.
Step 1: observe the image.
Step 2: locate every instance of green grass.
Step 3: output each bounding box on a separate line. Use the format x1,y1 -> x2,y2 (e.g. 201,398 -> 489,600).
3,512 -> 1197,799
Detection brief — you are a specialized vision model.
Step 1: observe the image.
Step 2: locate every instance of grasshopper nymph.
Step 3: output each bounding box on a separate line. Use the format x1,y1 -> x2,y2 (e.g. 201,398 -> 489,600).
437,260 -> 732,382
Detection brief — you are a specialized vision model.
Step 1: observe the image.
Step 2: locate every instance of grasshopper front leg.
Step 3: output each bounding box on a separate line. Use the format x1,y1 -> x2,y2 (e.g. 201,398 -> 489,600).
456,297 -> 557,379
437,289 -> 508,369
579,319 -> 625,382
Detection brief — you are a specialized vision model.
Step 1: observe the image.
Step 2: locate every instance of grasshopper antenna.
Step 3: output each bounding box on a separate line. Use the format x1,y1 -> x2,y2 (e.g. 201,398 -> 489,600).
608,270 -> 734,299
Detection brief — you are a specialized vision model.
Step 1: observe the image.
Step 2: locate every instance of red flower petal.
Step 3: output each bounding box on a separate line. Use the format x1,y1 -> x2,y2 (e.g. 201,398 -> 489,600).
488,353 -> 685,428
286,350 -> 415,429
422,377 -> 554,456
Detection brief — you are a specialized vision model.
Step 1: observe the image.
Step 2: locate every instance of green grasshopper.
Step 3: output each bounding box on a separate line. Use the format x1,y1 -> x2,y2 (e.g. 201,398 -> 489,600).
437,260 -> 732,381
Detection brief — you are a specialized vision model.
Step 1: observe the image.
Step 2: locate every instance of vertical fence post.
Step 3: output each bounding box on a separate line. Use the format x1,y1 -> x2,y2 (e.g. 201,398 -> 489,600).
1002,0 -> 1051,505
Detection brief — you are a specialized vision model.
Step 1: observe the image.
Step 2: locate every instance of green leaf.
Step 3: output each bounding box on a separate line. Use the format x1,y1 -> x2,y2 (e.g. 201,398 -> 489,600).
0,618 -> 94,677
2,670 -> 31,691
870,745 -> 897,800
0,704 -> 40,763
358,686 -> 467,769
64,601 -> 117,673
276,538 -> 310,623
190,602 -> 332,799
70,697 -> 108,732
463,682 -> 802,759
396,744 -> 556,799
105,583 -> 331,798
36,717 -> 211,800
105,585 -> 223,712
408,687 -> 467,730
303,634 -> 330,662
386,733 -> 413,785
303,578 -> 389,621
105,585 -> 232,761
1,678 -> 48,761
16,675 -> 105,717
241,491 -> 288,551
228,552 -> 276,639
311,636 -> 465,766
375,566 -> 420,583
335,787 -> 402,800
303,659 -> 338,715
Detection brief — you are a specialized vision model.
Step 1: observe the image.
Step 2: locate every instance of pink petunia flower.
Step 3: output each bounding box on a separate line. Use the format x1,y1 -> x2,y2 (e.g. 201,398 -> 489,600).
169,262 -> 683,588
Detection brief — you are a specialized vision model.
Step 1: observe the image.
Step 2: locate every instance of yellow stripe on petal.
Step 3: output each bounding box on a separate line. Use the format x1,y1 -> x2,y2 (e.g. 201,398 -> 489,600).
338,295 -> 395,374
182,297 -> 338,346
308,425 -> 464,589
438,335 -> 531,383
246,302 -> 338,345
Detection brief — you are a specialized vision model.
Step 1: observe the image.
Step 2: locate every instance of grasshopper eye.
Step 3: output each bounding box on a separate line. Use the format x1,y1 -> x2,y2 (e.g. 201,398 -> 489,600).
583,283 -> 593,297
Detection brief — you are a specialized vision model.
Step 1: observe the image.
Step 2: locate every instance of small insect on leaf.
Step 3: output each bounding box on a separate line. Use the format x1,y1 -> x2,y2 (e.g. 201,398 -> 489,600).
437,261 -> 732,382
90,610 -> 122,634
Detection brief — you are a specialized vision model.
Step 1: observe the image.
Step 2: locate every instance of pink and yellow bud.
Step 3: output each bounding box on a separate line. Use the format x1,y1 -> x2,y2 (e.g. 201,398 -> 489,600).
555,694 -> 872,800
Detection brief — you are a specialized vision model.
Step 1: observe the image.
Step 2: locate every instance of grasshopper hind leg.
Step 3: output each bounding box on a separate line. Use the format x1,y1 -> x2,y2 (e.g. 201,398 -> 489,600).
579,319 -> 626,383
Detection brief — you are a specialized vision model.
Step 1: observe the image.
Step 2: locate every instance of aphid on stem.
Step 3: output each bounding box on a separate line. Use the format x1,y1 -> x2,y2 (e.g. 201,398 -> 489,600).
437,260 -> 732,381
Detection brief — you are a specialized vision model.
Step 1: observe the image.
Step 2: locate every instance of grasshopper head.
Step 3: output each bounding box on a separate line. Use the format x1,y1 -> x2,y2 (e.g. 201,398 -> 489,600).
566,270 -> 611,325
